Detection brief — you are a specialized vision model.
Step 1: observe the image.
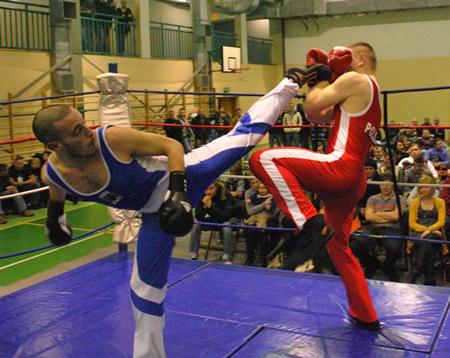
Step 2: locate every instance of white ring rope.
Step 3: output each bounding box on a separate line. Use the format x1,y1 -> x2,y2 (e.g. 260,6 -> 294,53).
0,186 -> 49,200
1,176 -> 450,202
220,174 -> 450,188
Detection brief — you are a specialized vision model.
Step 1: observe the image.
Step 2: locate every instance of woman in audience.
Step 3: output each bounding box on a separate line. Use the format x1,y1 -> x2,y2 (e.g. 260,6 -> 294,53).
244,182 -> 278,266
189,181 -> 236,263
408,174 -> 446,285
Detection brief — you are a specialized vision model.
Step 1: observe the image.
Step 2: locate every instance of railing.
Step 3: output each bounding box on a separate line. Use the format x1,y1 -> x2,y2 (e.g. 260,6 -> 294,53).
212,30 -> 238,63
248,36 -> 272,65
150,22 -> 193,60
81,13 -> 137,56
0,0 -> 50,51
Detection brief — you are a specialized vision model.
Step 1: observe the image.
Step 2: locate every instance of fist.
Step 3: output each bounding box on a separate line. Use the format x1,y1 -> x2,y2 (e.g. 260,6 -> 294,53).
328,46 -> 352,76
306,48 -> 328,67
159,191 -> 194,236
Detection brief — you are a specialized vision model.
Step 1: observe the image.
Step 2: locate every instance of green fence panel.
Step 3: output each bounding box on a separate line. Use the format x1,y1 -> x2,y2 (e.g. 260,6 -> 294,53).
150,22 -> 193,60
81,14 -> 137,57
211,30 -> 237,63
0,1 -> 50,51
248,36 -> 273,65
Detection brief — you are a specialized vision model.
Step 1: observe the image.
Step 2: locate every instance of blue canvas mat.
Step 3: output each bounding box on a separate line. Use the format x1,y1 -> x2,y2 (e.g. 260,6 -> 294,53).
1,253 -> 449,357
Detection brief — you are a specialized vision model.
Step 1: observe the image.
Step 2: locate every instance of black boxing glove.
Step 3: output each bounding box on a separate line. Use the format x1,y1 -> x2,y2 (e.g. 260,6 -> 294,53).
46,201 -> 72,246
286,63 -> 332,88
286,67 -> 311,87
158,171 -> 193,236
305,63 -> 333,87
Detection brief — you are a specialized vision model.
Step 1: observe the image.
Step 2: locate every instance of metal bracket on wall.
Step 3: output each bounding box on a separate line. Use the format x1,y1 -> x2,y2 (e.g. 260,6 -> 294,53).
300,18 -> 309,32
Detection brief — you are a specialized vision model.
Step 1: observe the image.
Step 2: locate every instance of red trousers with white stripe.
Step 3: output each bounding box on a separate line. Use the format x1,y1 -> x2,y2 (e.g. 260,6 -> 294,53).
249,147 -> 378,323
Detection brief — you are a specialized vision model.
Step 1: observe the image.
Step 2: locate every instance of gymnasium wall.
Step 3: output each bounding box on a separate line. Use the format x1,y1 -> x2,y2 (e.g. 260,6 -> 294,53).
285,7 -> 450,124
0,49 -> 282,163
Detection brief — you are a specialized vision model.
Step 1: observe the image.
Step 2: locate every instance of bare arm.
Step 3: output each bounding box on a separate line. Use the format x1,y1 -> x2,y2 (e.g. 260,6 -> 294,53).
303,72 -> 366,123
106,126 -> 185,173
42,164 -> 67,203
377,210 -> 399,222
365,200 -> 390,224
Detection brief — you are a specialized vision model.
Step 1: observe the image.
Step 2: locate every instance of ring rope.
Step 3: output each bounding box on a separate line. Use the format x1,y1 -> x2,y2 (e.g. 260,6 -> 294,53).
2,176 -> 450,203
194,220 -> 446,245
0,222 -> 113,260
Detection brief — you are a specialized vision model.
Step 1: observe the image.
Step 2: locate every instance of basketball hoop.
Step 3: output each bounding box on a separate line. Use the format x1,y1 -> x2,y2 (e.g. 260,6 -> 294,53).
229,68 -> 250,74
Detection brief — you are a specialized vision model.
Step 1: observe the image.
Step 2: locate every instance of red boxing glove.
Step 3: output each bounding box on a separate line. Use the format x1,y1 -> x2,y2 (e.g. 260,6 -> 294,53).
328,46 -> 352,76
306,48 -> 328,67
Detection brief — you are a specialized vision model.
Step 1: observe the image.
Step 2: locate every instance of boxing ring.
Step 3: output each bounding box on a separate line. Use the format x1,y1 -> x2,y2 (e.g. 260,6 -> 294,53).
1,83 -> 450,357
1,252 -> 450,357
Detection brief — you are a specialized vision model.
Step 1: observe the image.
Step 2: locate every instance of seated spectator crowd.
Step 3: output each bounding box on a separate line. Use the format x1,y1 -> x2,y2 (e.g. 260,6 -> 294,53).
0,151 -> 52,224
175,111 -> 450,287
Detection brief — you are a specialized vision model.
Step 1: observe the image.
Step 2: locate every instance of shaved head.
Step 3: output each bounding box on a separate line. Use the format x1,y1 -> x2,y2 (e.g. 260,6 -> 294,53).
349,42 -> 377,70
32,105 -> 71,144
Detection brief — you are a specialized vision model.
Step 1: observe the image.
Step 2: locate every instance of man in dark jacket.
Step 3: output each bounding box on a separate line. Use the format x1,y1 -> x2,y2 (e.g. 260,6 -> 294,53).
163,110 -> 184,147
191,108 -> 210,147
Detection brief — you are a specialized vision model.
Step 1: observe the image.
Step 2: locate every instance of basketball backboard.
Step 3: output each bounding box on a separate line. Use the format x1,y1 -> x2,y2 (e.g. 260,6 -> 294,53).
222,46 -> 241,73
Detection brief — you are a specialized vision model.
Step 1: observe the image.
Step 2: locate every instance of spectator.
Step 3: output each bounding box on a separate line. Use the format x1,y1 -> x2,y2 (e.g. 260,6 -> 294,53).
362,176 -> 405,281
189,181 -> 236,264
163,110 -> 184,148
358,159 -> 381,219
393,140 -> 409,164
398,143 -> 439,181
230,108 -> 242,126
420,116 -> 432,138
408,175 -> 446,285
223,161 -> 247,221
244,182 -> 278,266
399,155 -> 432,194
310,123 -> 327,150
439,164 -> 450,237
245,183 -> 276,227
387,120 -> 399,144
269,112 -> 284,147
190,108 -> 210,147
395,127 -> 417,148
283,103 -> 300,147
81,0 -> 96,52
116,0 -> 134,55
244,178 -> 260,213
316,141 -> 325,154
95,0 -> 116,52
411,118 -> 420,136
297,102 -> 310,149
0,163 -> 33,224
8,156 -> 39,208
430,117 -> 445,140
415,128 -> 435,150
371,145 -> 387,175
34,150 -> 51,164
209,107 -> 231,137
425,138 -> 450,169
28,157 -> 47,208
224,162 -> 245,200
28,157 -> 41,182
176,107 -> 194,153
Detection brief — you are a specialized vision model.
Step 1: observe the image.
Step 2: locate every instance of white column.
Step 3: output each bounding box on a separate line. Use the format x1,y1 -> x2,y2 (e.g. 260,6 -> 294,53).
139,0 -> 151,58
239,12 -> 248,65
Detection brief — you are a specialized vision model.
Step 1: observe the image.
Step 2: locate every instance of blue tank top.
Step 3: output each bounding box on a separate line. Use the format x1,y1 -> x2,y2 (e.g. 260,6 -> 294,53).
46,126 -> 169,212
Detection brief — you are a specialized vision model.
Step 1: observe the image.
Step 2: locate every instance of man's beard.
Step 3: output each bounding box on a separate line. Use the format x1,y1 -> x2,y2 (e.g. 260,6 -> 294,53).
66,145 -> 97,158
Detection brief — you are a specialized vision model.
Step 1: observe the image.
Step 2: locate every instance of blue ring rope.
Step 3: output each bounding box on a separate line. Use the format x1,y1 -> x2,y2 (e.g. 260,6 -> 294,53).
195,221 -> 448,245
2,84 -> 449,105
0,222 -> 113,260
